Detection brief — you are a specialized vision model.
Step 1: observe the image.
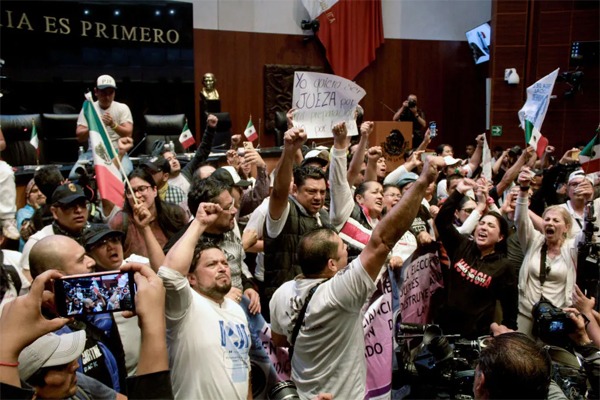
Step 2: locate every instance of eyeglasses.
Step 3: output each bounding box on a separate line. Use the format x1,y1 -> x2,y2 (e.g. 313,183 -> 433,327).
222,202 -> 236,213
461,208 -> 475,214
126,185 -> 152,197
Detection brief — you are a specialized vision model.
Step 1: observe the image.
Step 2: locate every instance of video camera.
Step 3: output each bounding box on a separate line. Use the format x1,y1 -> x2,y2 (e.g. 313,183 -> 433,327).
395,323 -> 486,399
577,201 -> 600,312
532,298 -> 577,347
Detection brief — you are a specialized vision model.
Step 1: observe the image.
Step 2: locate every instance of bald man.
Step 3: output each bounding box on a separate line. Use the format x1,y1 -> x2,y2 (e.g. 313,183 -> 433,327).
30,235 -> 140,377
29,235 -> 95,279
29,235 -> 128,391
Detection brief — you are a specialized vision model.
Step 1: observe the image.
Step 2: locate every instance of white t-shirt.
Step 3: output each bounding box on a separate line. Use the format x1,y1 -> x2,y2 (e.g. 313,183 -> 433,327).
243,198 -> 269,282
168,173 -> 191,196
158,266 -> 251,400
77,100 -> 133,147
270,257 -> 376,400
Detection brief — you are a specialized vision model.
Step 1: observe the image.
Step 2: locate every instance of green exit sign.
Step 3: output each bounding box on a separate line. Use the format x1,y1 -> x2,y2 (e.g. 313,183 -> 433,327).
491,126 -> 503,136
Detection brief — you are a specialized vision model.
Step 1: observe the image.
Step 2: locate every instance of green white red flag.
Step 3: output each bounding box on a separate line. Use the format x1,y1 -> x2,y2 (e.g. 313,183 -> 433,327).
83,93 -> 124,207
178,121 -> 195,149
244,117 -> 258,142
579,133 -> 600,174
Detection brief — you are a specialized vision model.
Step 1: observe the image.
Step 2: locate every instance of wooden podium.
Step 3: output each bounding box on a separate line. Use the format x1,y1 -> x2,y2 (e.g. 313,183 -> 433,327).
370,121 -> 412,171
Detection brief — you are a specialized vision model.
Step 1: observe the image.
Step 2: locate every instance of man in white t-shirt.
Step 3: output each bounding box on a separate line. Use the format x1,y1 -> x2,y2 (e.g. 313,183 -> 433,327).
72,74 -> 134,178
269,145 -> 445,399
158,202 -> 251,399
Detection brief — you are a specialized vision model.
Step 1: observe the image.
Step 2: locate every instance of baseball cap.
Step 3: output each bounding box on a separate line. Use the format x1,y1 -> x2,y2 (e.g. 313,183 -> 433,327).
302,148 -> 330,167
82,224 -> 124,250
51,183 -> 87,205
396,172 -> 419,188
509,145 -> 522,156
18,331 -> 86,381
212,166 -> 251,188
96,74 -> 117,90
143,156 -> 171,174
568,169 -> 593,184
443,156 -> 462,166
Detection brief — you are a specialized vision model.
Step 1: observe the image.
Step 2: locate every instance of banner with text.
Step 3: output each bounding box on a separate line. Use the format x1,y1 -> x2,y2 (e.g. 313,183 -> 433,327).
399,242 -> 448,325
364,269 -> 394,399
292,71 -> 366,139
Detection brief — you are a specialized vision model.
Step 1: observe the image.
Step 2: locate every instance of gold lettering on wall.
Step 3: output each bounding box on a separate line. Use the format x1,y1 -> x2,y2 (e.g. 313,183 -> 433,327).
1,11 -> 180,44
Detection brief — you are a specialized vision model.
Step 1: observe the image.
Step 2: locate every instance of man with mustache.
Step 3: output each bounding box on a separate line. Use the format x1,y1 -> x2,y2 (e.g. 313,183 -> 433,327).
158,202 -> 251,399
263,127 -> 332,320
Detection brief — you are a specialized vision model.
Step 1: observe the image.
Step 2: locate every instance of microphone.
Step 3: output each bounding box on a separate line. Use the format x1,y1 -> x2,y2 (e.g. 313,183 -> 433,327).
128,133 -> 147,156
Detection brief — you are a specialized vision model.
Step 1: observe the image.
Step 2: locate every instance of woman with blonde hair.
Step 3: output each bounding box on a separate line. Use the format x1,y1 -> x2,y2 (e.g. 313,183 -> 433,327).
515,169 -> 579,337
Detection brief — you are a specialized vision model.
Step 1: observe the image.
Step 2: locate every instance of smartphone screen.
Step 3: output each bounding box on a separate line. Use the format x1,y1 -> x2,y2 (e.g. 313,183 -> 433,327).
55,271 -> 136,317
243,141 -> 254,151
429,121 -> 437,138
421,151 -> 436,162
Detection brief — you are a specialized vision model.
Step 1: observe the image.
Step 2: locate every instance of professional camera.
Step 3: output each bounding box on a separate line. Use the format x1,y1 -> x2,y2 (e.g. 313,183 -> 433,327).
577,201 -> 600,311
395,323 -> 484,399
532,298 -> 576,347
407,99 -> 417,108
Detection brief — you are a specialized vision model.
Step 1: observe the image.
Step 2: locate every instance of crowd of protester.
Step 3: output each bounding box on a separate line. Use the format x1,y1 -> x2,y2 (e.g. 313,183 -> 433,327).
0,79 -> 599,399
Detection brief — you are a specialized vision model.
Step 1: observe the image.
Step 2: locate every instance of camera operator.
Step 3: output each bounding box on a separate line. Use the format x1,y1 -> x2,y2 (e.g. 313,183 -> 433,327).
488,316 -> 599,400
393,94 -> 426,149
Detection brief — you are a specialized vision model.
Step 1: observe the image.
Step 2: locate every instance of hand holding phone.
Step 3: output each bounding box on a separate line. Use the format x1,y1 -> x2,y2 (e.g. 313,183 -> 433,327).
429,121 -> 437,138
54,271 -> 136,317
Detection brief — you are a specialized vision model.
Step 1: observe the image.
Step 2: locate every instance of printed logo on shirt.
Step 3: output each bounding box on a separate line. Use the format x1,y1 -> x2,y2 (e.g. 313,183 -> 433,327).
219,320 -> 250,383
454,259 -> 492,288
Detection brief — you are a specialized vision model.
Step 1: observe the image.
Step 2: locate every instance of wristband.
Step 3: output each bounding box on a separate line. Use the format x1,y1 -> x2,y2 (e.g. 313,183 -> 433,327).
519,186 -> 530,191
112,123 -> 118,130
0,361 -> 19,367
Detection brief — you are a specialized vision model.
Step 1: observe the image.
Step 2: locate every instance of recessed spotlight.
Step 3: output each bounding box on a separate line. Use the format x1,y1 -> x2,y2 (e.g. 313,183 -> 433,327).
83,9 -> 90,15
114,10 -> 120,16
169,9 -> 175,15
155,10 -> 161,16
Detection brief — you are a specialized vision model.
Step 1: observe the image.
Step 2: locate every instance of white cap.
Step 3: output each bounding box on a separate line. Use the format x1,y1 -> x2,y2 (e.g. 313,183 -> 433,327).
443,156 -> 462,166
96,74 -> 117,89
568,169 -> 594,185
18,331 -> 86,381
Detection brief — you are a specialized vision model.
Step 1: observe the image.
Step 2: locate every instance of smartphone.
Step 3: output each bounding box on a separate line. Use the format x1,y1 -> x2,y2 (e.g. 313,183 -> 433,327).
54,270 -> 136,317
429,121 -> 437,138
571,149 -> 581,161
421,151 -> 436,162
243,141 -> 254,151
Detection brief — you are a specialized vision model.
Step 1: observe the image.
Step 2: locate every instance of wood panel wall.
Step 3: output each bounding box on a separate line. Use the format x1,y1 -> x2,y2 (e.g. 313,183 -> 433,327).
490,0 -> 599,154
193,29 -> 487,156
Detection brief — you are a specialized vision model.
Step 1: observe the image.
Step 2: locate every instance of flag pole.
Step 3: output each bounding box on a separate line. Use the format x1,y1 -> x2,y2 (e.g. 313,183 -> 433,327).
84,92 -> 138,205
258,117 -> 262,149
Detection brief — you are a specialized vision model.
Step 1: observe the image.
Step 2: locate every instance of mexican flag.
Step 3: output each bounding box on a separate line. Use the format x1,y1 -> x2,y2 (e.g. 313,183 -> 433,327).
579,134 -> 600,174
518,68 -> 559,158
524,120 -> 549,159
83,93 -> 124,207
244,117 -> 258,142
178,122 -> 195,149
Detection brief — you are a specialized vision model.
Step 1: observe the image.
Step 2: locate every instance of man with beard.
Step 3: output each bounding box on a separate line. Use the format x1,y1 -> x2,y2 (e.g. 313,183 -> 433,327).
158,202 -> 251,399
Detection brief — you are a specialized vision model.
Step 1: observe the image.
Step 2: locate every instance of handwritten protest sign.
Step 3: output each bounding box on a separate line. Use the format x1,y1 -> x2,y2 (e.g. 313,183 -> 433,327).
292,71 -> 366,139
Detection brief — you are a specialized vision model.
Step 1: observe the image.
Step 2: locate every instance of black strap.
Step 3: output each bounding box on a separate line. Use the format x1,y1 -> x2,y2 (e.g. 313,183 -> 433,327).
289,280 -> 328,360
539,242 -> 548,286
